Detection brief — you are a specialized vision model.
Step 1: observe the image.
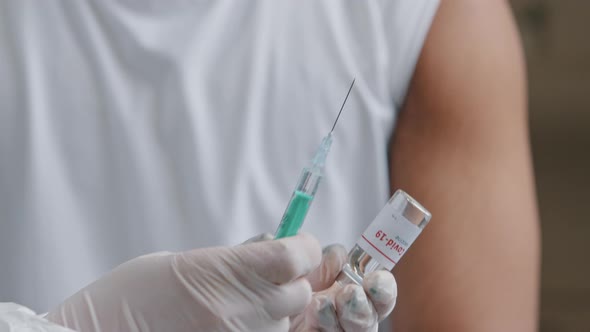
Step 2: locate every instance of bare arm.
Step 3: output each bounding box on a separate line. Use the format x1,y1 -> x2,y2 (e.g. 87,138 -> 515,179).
389,1 -> 540,331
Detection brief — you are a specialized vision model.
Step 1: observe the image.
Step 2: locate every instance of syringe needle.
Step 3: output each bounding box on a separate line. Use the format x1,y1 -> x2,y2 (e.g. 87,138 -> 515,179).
330,78 -> 355,134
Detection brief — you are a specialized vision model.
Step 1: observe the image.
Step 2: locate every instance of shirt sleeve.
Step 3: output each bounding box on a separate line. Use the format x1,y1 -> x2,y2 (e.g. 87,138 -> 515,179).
381,0 -> 440,109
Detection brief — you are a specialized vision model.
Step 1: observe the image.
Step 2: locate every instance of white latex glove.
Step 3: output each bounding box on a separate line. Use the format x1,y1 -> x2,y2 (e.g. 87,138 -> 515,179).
46,233 -> 321,332
291,244 -> 398,332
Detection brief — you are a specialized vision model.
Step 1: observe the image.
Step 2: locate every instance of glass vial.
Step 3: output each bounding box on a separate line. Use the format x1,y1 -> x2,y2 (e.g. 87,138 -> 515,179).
337,190 -> 432,285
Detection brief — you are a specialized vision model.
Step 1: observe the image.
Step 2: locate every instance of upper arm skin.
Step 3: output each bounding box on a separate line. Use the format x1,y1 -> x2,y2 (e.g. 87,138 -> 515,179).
389,1 -> 540,331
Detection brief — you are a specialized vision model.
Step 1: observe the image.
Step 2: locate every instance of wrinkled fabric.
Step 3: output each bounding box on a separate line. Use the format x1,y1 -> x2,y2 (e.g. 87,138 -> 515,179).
0,0 -> 440,313
0,303 -> 74,332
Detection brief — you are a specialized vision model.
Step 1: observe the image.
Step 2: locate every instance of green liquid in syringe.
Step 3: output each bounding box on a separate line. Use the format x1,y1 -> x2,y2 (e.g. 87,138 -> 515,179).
275,191 -> 314,239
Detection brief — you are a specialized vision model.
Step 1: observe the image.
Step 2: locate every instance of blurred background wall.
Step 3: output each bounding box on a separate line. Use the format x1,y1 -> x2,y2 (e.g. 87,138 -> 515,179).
511,0 -> 590,330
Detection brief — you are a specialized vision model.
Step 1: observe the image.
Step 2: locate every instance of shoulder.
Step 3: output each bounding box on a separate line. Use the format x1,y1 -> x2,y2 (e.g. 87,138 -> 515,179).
411,0 -> 526,120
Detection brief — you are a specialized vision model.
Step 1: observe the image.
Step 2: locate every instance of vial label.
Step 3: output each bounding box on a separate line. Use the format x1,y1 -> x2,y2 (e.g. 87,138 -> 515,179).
357,204 -> 422,270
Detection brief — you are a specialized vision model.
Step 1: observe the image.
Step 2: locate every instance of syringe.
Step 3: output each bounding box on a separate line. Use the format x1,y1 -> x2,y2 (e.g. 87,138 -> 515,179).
274,78 -> 355,239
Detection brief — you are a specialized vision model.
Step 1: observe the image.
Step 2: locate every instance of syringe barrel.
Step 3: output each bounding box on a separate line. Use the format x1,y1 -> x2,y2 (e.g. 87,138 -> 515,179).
295,166 -> 323,196
274,134 -> 332,239
274,167 -> 322,239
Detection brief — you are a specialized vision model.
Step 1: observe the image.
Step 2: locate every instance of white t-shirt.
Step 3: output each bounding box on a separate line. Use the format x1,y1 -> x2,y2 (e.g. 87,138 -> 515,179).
0,0 -> 439,312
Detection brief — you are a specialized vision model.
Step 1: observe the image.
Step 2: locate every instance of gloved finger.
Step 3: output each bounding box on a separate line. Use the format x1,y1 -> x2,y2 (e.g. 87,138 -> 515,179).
306,244 -> 348,292
335,284 -> 378,332
264,278 -> 313,320
290,284 -> 343,332
242,232 -> 274,244
308,295 -> 343,331
362,271 -> 397,321
236,232 -> 322,284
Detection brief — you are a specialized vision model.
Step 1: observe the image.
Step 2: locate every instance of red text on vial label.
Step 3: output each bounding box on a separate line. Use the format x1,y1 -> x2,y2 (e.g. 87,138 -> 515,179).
375,230 -> 407,255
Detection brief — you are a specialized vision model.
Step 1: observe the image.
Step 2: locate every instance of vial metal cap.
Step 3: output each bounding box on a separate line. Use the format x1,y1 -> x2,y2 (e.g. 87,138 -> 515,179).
390,189 -> 432,229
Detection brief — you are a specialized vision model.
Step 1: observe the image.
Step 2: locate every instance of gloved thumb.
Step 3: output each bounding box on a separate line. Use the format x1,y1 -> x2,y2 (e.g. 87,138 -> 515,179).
306,244 -> 348,292
241,232 -> 274,244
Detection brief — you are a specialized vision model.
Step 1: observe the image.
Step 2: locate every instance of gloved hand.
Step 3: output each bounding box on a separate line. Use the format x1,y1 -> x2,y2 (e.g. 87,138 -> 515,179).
291,244 -> 398,332
46,233 -> 322,332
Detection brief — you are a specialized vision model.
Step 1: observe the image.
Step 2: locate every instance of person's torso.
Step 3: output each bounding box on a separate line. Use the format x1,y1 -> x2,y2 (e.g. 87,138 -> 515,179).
0,0 -> 438,311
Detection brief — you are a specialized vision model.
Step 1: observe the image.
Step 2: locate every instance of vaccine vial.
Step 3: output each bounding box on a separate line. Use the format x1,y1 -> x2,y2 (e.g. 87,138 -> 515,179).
337,190 -> 432,285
